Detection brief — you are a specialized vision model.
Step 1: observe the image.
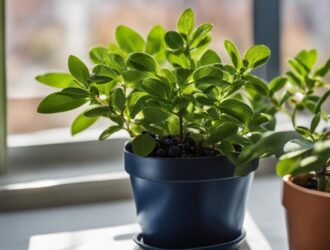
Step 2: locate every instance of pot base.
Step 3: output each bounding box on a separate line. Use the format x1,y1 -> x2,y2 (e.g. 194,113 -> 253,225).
133,229 -> 246,250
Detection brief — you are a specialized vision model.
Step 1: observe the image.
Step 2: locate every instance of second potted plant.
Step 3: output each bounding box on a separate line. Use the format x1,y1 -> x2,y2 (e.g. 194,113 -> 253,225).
36,8 -> 275,249
238,49 -> 330,250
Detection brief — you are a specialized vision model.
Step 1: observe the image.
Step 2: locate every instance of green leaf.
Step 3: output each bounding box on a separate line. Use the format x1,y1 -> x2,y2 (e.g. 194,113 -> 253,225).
315,59 -> 330,77
314,89 -> 330,113
289,59 -> 308,76
141,78 -> 168,98
91,65 -> 117,84
166,51 -> 190,68
165,31 -> 184,50
143,107 -> 171,123
35,73 -> 77,89
115,25 -> 144,53
207,123 -> 238,144
269,76 -> 287,96
237,131 -> 303,165
173,96 -> 190,112
192,23 -> 213,42
105,53 -> 126,73
99,126 -> 122,141
146,25 -> 166,55
193,65 -> 223,86
295,49 -> 317,71
200,49 -> 221,66
122,70 -> 147,83
59,88 -> 90,98
89,47 -> 108,64
224,40 -> 241,69
68,55 -> 90,87
219,99 -> 253,124
84,106 -> 109,117
177,8 -> 194,35
310,113 -> 321,133
244,45 -> 270,69
127,52 -> 158,73
283,139 -> 313,153
112,88 -> 126,112
37,93 -> 87,113
245,75 -> 269,96
127,92 -> 149,118
71,112 -> 98,135
132,134 -> 156,157
195,93 -> 214,106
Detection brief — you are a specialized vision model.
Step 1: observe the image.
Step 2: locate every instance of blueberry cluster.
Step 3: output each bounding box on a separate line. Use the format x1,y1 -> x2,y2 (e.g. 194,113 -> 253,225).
127,133 -> 220,158
306,176 -> 317,190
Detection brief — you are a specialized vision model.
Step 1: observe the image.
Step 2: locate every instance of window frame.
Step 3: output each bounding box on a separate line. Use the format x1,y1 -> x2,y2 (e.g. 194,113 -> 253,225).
0,0 -> 7,174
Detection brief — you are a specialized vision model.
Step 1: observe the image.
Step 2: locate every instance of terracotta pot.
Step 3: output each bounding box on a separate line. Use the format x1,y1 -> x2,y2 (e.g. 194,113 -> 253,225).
283,174 -> 330,250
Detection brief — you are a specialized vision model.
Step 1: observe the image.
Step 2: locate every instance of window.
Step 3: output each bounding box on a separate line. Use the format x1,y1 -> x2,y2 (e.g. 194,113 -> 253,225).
7,0 -> 252,138
281,0 -> 330,70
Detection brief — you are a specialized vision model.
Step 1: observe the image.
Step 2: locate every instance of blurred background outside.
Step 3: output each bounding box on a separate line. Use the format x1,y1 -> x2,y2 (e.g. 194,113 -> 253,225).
6,0 -> 330,137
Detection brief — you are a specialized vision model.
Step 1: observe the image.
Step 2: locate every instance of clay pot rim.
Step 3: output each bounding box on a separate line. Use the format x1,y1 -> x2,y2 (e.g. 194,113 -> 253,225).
283,175 -> 330,199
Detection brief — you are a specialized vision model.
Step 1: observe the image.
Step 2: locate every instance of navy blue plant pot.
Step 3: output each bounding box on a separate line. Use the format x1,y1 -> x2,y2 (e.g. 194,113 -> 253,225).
124,146 -> 258,249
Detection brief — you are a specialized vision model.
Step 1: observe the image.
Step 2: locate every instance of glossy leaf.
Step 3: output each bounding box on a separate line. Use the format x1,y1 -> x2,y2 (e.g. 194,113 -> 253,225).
200,49 -> 221,66
269,76 -> 287,96
177,8 -> 194,35
127,52 -> 158,73
141,78 -> 168,98
68,55 -> 90,87
35,73 -> 77,89
165,31 -> 184,50
315,59 -> 330,77
89,47 -> 108,64
112,88 -> 126,112
99,126 -> 122,141
115,25 -> 144,53
207,123 -> 238,144
143,107 -> 171,123
71,112 -> 98,135
244,45 -> 270,69
37,93 -> 87,113
219,99 -> 253,124
146,25 -> 166,55
132,134 -> 156,157
224,40 -> 241,69
192,23 -> 213,42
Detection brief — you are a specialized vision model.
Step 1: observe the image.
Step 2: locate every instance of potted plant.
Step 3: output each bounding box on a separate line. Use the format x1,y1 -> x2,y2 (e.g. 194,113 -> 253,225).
238,49 -> 330,250
36,9 -> 275,249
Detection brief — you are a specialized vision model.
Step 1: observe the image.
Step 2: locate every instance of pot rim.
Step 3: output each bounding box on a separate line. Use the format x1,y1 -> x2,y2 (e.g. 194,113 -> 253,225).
283,175 -> 330,199
124,147 -> 232,161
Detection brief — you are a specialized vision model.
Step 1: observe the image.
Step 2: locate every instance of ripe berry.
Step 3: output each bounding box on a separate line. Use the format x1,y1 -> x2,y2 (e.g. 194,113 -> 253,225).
168,145 -> 180,157
156,148 -> 166,157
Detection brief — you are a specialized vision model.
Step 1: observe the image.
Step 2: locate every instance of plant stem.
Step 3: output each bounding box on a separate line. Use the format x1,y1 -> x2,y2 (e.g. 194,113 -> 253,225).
316,167 -> 327,192
179,111 -> 184,142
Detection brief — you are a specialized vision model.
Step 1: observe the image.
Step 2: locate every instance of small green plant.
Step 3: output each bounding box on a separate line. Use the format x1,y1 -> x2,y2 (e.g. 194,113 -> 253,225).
238,49 -> 330,191
36,9 -> 274,169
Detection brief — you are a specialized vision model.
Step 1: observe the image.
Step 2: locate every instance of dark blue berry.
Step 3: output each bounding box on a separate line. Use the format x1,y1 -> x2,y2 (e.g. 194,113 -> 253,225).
168,145 -> 180,157
164,138 -> 173,146
156,148 -> 166,157
172,137 -> 179,145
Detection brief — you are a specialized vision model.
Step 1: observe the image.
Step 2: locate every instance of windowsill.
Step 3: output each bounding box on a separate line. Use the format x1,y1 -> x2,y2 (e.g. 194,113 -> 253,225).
1,134 -> 132,211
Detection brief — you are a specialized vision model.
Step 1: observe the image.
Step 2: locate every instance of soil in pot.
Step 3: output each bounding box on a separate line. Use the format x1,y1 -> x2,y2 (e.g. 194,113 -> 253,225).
283,175 -> 330,250
126,133 -> 221,158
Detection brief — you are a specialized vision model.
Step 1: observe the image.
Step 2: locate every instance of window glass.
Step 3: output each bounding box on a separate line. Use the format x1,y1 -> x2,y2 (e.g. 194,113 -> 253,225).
281,0 -> 330,69
7,0 -> 252,135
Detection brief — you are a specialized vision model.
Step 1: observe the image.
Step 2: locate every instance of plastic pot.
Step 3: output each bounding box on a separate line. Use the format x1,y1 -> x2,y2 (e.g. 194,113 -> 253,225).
124,146 -> 257,249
